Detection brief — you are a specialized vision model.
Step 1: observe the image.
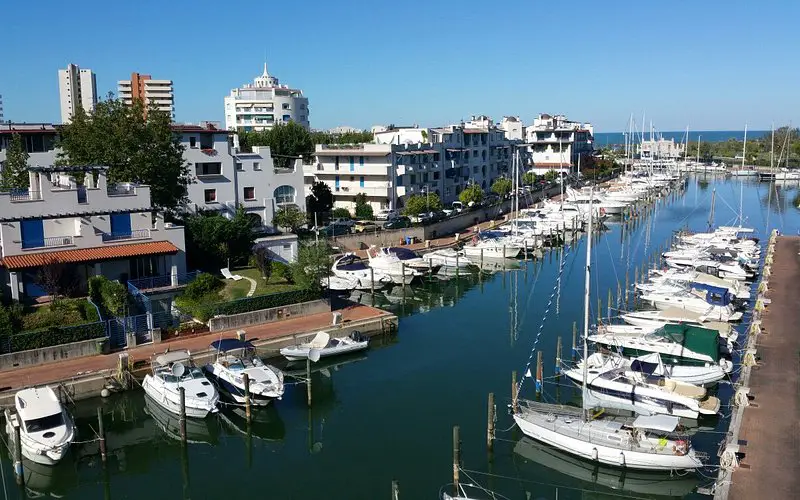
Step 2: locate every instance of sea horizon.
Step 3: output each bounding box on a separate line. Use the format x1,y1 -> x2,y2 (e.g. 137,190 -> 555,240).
594,130 -> 768,146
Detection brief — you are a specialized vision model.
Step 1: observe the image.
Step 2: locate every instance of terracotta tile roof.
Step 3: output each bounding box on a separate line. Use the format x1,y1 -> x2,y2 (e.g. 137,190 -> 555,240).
0,241 -> 179,270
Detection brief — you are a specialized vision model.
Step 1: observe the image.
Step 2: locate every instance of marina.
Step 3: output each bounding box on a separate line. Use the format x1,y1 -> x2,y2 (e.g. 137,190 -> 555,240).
0,174 -> 797,498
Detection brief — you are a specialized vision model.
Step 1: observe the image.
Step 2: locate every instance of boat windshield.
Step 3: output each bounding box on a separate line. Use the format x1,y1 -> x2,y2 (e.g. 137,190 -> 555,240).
225,359 -> 246,371
24,412 -> 64,433
181,367 -> 207,380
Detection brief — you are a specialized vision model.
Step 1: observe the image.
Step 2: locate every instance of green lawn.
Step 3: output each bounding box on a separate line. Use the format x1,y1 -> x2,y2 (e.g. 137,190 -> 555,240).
222,267 -> 301,300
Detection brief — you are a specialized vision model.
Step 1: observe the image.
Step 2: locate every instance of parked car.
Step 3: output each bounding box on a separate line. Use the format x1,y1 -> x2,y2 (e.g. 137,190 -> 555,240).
331,217 -> 355,227
443,201 -> 464,217
384,216 -> 412,229
483,194 -> 500,206
375,209 -> 399,221
353,221 -> 381,233
419,211 -> 447,225
321,223 -> 351,237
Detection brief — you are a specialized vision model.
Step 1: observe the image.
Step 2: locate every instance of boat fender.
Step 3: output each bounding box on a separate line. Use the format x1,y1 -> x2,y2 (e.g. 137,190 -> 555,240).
673,440 -> 687,456
619,452 -> 625,466
591,447 -> 598,461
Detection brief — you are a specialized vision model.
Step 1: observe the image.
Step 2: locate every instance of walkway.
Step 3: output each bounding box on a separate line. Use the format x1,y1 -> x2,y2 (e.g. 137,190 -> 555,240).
0,304 -> 393,394
242,275 -> 257,297
729,236 -> 800,499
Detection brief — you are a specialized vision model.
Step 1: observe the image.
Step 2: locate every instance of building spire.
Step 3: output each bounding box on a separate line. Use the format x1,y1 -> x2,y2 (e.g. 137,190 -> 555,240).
262,61 -> 269,77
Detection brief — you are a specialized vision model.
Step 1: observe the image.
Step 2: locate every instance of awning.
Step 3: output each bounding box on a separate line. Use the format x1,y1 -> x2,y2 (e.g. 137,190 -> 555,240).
395,150 -> 437,155
632,414 -> 680,432
0,241 -> 179,270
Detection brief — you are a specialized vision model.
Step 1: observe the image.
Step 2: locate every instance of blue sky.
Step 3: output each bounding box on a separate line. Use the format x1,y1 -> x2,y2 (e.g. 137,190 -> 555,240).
1,0 -> 797,132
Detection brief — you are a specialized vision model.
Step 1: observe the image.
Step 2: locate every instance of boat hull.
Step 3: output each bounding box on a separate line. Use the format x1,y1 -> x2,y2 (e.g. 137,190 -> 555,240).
280,340 -> 368,361
142,376 -> 217,418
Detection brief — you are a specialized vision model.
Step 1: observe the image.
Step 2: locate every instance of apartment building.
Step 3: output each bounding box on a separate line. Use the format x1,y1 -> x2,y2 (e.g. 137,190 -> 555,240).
58,64 -> 97,124
307,116 -> 517,212
0,166 -> 186,302
0,123 -> 59,171
118,73 -> 175,119
639,138 -> 686,160
224,63 -> 310,131
177,122 -> 306,232
524,113 -> 594,174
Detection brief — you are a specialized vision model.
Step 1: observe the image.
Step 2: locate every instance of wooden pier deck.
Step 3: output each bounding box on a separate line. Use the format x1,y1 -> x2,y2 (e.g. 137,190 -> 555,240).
729,236 -> 800,499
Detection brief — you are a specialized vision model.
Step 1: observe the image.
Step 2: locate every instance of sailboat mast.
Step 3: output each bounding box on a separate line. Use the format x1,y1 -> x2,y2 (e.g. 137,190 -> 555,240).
770,123 -> 775,172
581,186 -> 593,421
739,125 -> 747,226
708,188 -> 716,231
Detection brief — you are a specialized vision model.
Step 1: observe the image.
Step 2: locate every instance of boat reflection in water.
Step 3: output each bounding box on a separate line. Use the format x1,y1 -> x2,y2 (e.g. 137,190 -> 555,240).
144,394 -> 221,445
513,437 -> 700,499
218,403 -> 286,442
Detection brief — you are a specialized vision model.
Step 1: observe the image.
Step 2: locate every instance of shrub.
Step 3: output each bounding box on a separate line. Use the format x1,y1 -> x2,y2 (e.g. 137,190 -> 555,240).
332,208 -> 351,219
8,322 -> 106,353
184,273 -> 224,301
213,289 -> 322,316
87,276 -> 129,317
272,261 -> 294,284
20,299 -> 99,331
0,306 -> 14,339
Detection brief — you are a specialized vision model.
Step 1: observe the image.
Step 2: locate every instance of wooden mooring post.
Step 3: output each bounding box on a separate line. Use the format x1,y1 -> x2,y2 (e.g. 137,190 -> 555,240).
555,336 -> 563,376
487,393 -> 495,451
453,426 -> 461,495
13,420 -> 23,487
179,386 -> 187,445
306,358 -> 313,407
511,371 -> 518,413
97,406 -> 107,462
535,351 -> 543,398
243,372 -> 252,422
392,480 -> 400,500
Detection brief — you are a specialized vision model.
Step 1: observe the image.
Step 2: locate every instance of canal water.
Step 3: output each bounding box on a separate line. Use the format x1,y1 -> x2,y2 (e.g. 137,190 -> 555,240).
3,177 -> 800,500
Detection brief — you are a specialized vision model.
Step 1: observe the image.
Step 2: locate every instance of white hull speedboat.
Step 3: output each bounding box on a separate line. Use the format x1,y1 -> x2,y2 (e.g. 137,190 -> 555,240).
322,275 -> 360,291
332,254 -> 392,289
462,238 -> 522,259
4,387 -> 75,465
142,350 -> 219,418
204,339 -> 285,406
513,402 -> 703,471
421,248 -> 472,269
638,292 -> 743,322
619,308 -> 735,339
280,331 -> 369,361
366,246 -> 426,284
584,352 -> 729,387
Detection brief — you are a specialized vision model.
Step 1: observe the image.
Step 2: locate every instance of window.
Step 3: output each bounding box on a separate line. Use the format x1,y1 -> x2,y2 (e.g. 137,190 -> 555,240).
235,162 -> 243,171
359,156 -> 364,166
397,176 -> 404,186
334,157 -> 340,169
244,187 -> 255,200
349,156 -> 355,172
274,185 -> 296,205
359,176 -> 365,188
433,171 -> 440,180
282,114 -> 291,122
204,189 -> 217,203
199,134 -> 214,150
253,162 -> 261,170
196,162 -> 222,176
282,103 -> 290,110
189,137 -> 197,148
110,213 -> 132,237
422,173 -> 429,182
350,176 -> 355,182
335,176 -> 340,190
410,174 -> 416,184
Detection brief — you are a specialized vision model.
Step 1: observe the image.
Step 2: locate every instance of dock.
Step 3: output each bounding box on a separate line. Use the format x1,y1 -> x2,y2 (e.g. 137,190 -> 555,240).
0,303 -> 397,406
725,236 -> 800,499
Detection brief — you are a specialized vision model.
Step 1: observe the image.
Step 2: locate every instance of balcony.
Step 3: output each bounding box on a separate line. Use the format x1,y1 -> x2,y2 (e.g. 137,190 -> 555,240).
21,235 -> 75,250
101,229 -> 151,243
127,271 -> 200,293
7,189 -> 43,202
107,185 -> 137,197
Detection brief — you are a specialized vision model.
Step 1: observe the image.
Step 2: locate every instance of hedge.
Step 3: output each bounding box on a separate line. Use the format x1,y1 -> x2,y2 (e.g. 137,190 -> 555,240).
4,321 -> 106,353
213,289 -> 322,316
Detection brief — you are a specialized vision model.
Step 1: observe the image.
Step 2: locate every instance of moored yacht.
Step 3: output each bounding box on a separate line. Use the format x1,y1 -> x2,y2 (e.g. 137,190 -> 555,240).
204,339 -> 285,406
142,350 -> 219,418
4,387 -> 75,465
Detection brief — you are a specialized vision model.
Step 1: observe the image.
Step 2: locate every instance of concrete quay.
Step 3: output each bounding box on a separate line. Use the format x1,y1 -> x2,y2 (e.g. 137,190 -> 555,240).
0,303 -> 397,407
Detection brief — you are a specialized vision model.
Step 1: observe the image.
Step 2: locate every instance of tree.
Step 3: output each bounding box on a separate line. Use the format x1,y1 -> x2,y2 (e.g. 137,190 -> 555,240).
1,133 -> 30,190
290,242 -> 332,291
332,207 -> 352,219
354,193 -> 373,220
253,246 -> 274,282
35,257 -> 80,305
459,183 -> 484,205
273,205 -> 306,232
184,207 -> 256,271
491,177 -> 513,197
309,130 -> 373,145
238,122 -> 313,169
306,181 -> 334,224
57,96 -> 190,211
522,171 -> 537,186
544,170 -> 558,181
403,193 -> 442,216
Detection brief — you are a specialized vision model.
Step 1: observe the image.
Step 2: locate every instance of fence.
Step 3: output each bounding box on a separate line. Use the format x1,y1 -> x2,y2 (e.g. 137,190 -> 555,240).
127,271 -> 200,292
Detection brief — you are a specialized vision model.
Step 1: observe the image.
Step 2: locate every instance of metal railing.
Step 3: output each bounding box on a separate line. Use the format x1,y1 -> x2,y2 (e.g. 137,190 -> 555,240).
107,185 -> 136,196
101,228 -> 151,242
127,270 -> 200,292
7,189 -> 42,202
21,235 -> 75,249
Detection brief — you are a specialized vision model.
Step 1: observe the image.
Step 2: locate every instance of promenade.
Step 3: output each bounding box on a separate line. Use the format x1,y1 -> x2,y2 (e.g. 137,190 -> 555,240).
729,236 -> 800,499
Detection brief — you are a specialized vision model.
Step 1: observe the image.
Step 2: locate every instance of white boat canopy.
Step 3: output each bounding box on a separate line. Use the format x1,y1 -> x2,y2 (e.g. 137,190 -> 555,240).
155,350 -> 191,366
308,331 -> 330,349
632,414 -> 681,432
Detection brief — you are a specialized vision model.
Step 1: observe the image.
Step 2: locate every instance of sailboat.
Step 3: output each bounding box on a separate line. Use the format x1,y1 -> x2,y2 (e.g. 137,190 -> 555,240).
512,188 -> 704,471
730,125 -> 757,177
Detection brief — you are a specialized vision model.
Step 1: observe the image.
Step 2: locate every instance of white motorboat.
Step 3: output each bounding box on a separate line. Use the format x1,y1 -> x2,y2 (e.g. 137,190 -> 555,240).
513,191 -> 703,471
638,290 -> 743,322
332,254 -> 392,289
204,339 -> 285,406
4,387 -> 75,465
322,274 -> 360,291
142,350 -> 219,418
462,233 -> 522,259
582,352 -> 729,387
563,360 -> 720,419
366,246 -> 427,284
280,331 -> 369,361
421,248 -> 472,269
646,270 -> 751,301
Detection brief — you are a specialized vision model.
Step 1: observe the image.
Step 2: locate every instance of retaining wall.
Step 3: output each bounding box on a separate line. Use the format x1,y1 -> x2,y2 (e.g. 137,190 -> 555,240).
207,299 -> 331,332
0,337 -> 107,372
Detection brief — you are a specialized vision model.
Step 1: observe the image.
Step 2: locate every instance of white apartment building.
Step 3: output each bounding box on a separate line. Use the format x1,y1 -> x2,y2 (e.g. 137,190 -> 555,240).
58,64 -> 97,124
307,116 -> 517,212
639,138 -> 686,160
177,123 -> 306,233
500,116 -> 523,140
0,124 -> 59,171
524,113 -> 593,174
0,166 -> 187,302
224,64 -> 310,132
118,73 -> 175,118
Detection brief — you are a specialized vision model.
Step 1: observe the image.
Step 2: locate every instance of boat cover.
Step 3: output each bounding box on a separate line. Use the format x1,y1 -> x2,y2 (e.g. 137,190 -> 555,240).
308,331 -> 330,349
661,323 -> 720,362
632,414 -> 680,432
211,339 -> 254,352
155,350 -> 191,366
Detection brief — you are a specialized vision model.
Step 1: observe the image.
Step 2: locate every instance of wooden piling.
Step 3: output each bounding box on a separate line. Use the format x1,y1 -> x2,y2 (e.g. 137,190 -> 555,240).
370,267 -> 375,295
487,393 -> 495,451
392,480 -> 400,500
453,426 -> 461,494
97,406 -> 107,462
306,358 -> 313,407
179,386 -> 187,444
243,372 -> 252,422
13,420 -> 23,486
535,351 -> 543,397
401,263 -> 406,290
555,336 -> 563,375
511,371 -> 518,413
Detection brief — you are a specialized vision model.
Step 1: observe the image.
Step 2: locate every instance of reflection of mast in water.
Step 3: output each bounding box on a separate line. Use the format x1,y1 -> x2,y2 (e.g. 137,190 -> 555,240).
509,264 -> 519,346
